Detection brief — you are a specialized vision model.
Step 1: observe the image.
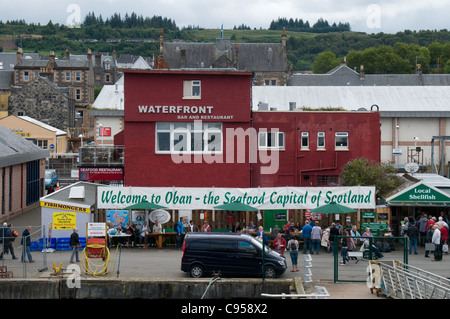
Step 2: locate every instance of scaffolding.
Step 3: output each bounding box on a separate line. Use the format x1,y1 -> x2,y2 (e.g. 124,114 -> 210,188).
369,260 -> 450,299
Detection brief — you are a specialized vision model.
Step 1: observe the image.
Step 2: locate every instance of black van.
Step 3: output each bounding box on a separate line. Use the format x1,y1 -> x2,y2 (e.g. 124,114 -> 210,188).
181,232 -> 287,278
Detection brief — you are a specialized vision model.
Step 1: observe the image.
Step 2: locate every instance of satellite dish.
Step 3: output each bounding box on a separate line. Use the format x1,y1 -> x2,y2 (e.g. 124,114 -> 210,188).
405,162 -> 419,173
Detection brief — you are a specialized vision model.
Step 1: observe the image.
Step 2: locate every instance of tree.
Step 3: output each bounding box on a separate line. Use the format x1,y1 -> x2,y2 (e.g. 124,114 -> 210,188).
312,51 -> 340,74
340,158 -> 401,197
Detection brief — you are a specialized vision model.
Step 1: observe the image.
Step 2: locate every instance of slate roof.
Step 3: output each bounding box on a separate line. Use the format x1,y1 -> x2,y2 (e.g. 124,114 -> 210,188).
292,64 -> 450,86
163,38 -> 286,72
0,71 -> 13,90
0,124 -> 49,168
0,52 -> 40,71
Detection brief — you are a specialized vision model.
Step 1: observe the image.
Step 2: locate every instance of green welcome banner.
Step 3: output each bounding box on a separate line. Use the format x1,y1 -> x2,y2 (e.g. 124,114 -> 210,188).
98,186 -> 375,210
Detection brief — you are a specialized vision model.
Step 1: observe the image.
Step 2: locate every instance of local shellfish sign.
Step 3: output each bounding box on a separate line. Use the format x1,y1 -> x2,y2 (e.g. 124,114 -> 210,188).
98,186 -> 375,210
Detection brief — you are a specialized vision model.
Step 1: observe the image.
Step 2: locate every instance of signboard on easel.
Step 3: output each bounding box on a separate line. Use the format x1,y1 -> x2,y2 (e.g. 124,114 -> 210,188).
87,222 -> 107,237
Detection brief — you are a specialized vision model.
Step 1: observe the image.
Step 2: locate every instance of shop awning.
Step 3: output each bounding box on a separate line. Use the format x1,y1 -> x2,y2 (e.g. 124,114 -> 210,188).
124,200 -> 167,210
385,181 -> 450,207
214,202 -> 259,212
310,201 -> 356,214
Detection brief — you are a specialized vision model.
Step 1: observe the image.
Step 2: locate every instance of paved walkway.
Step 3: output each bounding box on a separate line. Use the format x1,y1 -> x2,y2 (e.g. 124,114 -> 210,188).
4,207 -> 450,299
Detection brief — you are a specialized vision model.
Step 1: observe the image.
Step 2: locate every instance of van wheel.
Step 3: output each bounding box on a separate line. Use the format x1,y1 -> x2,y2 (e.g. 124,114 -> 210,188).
189,264 -> 205,278
264,265 -> 277,279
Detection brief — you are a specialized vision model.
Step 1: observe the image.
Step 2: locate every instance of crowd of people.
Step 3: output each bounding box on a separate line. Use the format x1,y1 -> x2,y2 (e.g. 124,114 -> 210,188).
0,223 -> 34,263
401,211 -> 449,262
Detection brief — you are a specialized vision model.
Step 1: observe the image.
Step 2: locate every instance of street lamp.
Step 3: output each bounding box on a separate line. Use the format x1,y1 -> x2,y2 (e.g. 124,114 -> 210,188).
78,134 -> 84,148
98,123 -> 104,147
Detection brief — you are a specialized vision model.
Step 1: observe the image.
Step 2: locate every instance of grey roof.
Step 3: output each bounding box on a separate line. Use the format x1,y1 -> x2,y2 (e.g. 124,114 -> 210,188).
252,85 -> 450,117
40,181 -> 98,208
0,124 -> 49,168
70,53 -> 116,67
0,71 -> 13,90
292,65 -> 450,86
0,52 -> 40,71
163,39 -> 286,72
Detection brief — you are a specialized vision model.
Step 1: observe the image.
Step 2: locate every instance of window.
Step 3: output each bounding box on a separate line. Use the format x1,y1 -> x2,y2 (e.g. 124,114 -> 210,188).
264,79 -> 277,86
258,131 -> 285,149
105,63 -> 111,70
301,132 -> 309,149
105,74 -> 111,83
317,132 -> 325,149
156,122 -> 222,154
36,140 -> 48,149
65,72 -> 71,82
183,80 -> 201,99
75,72 -> 81,82
335,132 -> 349,149
23,71 -> 29,81
75,89 -> 81,100
318,175 -> 339,186
238,241 -> 258,254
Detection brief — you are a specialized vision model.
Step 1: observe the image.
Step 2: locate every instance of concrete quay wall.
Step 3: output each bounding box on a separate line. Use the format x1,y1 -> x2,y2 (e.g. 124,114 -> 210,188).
0,278 -> 293,299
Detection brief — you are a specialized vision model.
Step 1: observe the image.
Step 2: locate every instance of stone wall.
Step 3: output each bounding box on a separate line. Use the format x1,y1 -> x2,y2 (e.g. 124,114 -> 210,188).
8,77 -> 73,131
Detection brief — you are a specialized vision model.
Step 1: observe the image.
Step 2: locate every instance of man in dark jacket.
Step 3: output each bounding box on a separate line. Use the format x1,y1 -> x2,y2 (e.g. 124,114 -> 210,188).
406,222 -> 419,255
21,226 -> 34,263
329,223 -> 340,253
70,228 -> 80,263
425,225 -> 434,258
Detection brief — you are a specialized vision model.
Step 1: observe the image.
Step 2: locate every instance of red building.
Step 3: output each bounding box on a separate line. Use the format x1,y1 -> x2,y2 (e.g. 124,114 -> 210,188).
251,111 -> 381,187
123,69 -> 253,187
122,69 -> 380,188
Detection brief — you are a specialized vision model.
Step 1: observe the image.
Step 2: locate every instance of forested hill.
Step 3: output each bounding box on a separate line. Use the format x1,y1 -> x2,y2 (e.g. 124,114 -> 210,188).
1,12 -> 450,72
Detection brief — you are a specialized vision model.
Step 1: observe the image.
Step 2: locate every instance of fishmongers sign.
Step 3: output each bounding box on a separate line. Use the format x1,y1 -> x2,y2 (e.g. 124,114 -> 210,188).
98,186 -> 375,210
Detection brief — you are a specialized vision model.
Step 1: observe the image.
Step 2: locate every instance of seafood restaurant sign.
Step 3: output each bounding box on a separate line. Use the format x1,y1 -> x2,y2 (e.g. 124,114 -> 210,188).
98,186 -> 375,210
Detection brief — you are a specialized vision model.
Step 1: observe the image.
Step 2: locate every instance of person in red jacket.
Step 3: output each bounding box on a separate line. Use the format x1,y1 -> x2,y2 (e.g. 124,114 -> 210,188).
273,233 -> 286,255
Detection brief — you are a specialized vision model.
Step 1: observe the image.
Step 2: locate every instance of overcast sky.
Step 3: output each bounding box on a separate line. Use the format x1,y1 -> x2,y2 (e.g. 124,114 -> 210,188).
1,0 -> 449,34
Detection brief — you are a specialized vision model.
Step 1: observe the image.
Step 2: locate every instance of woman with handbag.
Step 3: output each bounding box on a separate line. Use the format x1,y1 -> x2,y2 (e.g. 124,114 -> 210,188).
70,228 -> 80,263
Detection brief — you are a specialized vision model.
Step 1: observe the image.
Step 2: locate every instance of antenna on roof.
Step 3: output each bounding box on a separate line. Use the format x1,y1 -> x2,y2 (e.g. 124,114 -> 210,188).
221,22 -> 223,39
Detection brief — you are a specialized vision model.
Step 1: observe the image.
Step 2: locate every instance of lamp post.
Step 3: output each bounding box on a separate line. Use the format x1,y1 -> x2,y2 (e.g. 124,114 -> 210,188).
98,123 -> 104,147
78,134 -> 84,148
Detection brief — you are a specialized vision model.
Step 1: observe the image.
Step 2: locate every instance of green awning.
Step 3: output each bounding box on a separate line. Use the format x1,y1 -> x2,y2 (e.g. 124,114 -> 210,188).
214,202 -> 259,212
310,201 -> 356,214
124,200 -> 167,210
386,181 -> 450,207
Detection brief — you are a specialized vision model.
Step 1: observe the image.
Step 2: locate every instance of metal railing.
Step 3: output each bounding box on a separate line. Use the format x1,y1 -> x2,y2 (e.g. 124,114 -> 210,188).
0,225 -> 47,278
79,146 -> 124,166
333,236 -> 408,283
369,260 -> 450,299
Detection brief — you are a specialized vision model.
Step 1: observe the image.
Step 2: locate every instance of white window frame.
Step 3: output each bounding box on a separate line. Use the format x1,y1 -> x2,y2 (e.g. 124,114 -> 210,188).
75,72 -> 81,82
155,122 -> 222,154
317,131 -> 325,149
335,132 -> 349,149
65,71 -> 71,82
23,71 -> 29,81
183,80 -> 201,99
301,132 -> 309,150
258,131 -> 285,149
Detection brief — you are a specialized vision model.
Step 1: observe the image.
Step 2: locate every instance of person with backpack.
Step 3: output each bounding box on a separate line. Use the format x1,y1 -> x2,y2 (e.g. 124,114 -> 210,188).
406,221 -> 419,255
0,223 -> 17,260
287,236 -> 299,272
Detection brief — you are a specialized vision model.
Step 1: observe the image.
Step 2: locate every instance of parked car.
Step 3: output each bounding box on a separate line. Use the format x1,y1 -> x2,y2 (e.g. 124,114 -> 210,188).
181,232 -> 287,278
45,169 -> 58,189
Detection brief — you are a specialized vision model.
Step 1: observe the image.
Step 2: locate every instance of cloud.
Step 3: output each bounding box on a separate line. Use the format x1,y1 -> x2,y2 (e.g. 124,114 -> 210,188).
0,0 -> 449,33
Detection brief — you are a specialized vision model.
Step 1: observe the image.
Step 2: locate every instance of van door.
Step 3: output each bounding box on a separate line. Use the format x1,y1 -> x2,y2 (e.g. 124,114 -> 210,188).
237,240 -> 262,275
207,239 -> 237,275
